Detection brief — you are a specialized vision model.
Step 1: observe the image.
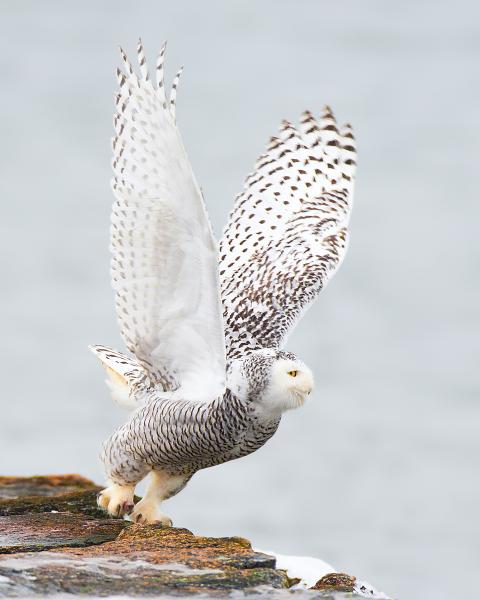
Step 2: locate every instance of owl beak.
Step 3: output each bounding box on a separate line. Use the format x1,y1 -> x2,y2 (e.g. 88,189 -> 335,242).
293,377 -> 313,397
291,383 -> 312,399
300,384 -> 313,396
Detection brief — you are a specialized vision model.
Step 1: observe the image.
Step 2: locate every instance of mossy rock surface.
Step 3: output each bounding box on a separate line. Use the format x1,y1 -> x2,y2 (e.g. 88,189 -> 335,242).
0,524 -> 289,596
0,475 -> 290,596
0,489 -> 104,518
0,475 -> 98,500
0,475 -> 362,598
57,524 -> 278,571
0,512 -> 128,554
0,551 -> 288,597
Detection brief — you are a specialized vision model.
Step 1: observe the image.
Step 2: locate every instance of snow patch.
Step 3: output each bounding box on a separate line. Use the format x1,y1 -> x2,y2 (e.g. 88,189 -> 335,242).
255,548 -> 391,599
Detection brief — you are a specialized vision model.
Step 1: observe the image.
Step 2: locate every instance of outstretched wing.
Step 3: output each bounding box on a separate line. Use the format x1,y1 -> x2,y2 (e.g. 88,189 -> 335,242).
111,41 -> 225,399
219,107 -> 356,359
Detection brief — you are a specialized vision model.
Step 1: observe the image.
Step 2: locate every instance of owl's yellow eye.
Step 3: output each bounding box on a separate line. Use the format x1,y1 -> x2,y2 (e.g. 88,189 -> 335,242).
287,370 -> 298,377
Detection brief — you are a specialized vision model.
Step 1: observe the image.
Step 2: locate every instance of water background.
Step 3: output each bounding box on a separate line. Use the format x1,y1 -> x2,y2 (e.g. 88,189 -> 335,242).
1,2 -> 479,600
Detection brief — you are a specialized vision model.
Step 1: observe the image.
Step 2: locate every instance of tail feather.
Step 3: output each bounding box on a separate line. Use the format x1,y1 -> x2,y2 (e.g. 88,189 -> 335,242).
89,345 -> 150,409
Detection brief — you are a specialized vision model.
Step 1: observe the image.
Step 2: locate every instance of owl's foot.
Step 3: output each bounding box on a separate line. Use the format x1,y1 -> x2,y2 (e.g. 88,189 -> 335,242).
130,497 -> 172,526
97,483 -> 135,518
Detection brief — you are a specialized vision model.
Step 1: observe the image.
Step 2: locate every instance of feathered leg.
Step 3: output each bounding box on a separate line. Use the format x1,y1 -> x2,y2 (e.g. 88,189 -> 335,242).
130,470 -> 192,526
98,433 -> 151,518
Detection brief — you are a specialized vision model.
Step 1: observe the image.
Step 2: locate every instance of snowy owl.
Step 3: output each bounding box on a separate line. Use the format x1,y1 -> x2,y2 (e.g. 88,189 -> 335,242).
91,41 -> 356,525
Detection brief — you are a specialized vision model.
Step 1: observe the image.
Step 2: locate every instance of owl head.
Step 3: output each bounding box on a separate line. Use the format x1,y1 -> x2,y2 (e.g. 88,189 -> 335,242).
226,348 -> 313,416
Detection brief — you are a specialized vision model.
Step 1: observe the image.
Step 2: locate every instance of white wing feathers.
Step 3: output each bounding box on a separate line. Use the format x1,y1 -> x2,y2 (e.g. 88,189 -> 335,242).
92,42 -> 355,404
108,41 -> 226,400
219,107 -> 356,359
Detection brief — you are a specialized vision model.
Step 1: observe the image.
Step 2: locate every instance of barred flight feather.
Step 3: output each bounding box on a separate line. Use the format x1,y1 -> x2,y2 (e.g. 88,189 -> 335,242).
219,107 -> 356,358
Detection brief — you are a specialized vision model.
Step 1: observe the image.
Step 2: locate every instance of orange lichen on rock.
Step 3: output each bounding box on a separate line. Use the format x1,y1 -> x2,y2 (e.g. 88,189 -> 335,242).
59,524 -> 275,571
0,474 -> 386,597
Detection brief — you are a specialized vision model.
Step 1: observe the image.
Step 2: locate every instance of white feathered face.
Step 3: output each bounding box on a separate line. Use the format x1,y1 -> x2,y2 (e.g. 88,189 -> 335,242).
226,349 -> 314,415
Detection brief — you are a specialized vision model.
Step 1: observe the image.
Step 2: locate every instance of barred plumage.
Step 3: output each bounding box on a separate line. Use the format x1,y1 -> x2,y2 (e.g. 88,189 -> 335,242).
92,42 -> 356,525
220,106 -> 355,358
102,389 -> 280,483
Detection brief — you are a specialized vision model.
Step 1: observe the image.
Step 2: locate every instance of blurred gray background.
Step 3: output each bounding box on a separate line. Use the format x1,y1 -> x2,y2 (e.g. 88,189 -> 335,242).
0,1 -> 478,599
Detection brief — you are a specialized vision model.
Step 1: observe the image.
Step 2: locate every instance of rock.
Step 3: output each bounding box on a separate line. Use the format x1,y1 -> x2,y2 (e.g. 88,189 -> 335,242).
0,551 -> 287,597
0,474 -> 106,520
0,513 -> 128,554
311,571 -> 357,592
0,475 -> 388,598
0,525 -> 288,596
0,490 -> 105,519
0,475 -> 289,596
58,524 -> 279,571
0,475 -> 98,500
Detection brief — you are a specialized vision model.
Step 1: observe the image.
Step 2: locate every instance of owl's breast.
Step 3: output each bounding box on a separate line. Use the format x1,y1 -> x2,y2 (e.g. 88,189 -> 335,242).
223,410 -> 281,462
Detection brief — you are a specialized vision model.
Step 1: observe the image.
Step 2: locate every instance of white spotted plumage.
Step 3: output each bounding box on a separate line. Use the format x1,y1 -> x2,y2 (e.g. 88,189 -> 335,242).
220,108 -> 355,358
109,39 -> 225,402
92,42 -> 356,525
